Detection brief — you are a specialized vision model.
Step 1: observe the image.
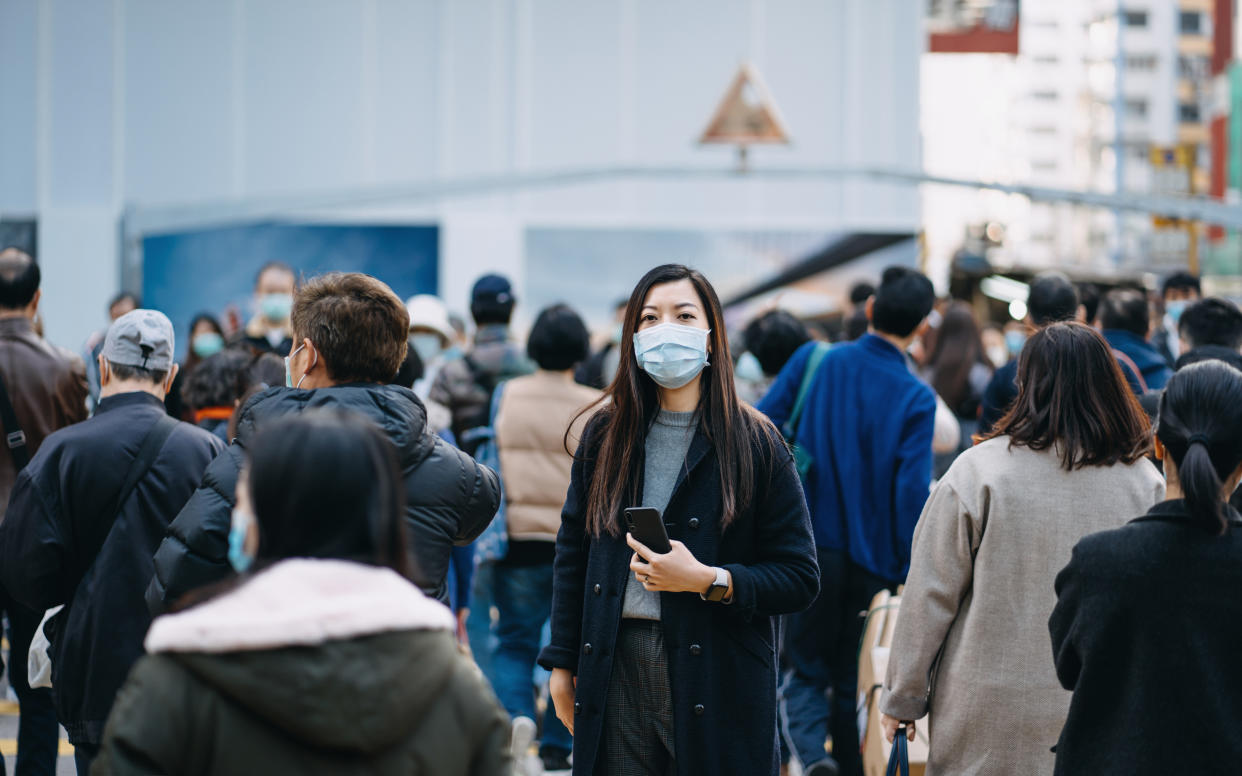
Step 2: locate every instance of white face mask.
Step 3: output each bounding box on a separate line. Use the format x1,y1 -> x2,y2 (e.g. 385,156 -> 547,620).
633,323 -> 711,389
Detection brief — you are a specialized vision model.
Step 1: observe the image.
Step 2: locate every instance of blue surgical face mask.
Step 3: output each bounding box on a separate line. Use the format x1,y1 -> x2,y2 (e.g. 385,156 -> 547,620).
284,343 -> 306,388
260,293 -> 293,323
633,323 -> 711,390
1165,300 -> 1189,325
735,351 -> 765,382
1005,330 -> 1026,356
192,332 -> 225,359
408,333 -> 444,365
228,507 -> 254,573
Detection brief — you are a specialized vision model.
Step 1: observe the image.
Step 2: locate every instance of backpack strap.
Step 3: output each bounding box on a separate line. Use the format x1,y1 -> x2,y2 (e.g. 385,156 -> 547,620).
783,342 -> 831,443
0,369 -> 30,472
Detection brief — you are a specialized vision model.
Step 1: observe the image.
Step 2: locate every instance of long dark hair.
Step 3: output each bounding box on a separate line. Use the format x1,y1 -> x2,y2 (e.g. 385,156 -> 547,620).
980,322 -> 1151,469
572,264 -> 776,538
1156,361 -> 1242,534
248,409 -> 414,577
928,301 -> 988,413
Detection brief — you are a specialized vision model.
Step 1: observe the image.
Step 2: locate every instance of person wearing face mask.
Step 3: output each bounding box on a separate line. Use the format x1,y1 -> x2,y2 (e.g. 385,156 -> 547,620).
147,273 -> 500,619
541,264 -> 819,776
234,261 -> 297,357
0,309 -> 224,774
404,293 -> 457,400
979,273 -> 1080,435
1153,271 -> 1201,367
164,313 -> 226,421
93,410 -> 511,776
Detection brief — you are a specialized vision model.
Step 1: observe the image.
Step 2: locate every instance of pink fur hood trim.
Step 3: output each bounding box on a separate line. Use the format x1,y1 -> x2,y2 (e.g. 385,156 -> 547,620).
144,558 -> 454,654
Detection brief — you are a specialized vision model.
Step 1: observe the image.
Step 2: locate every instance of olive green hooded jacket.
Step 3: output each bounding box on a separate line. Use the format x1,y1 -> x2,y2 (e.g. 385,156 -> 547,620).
95,559 -> 510,775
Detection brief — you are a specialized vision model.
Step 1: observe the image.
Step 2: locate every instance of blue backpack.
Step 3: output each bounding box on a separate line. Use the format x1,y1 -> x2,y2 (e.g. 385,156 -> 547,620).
463,381 -> 508,564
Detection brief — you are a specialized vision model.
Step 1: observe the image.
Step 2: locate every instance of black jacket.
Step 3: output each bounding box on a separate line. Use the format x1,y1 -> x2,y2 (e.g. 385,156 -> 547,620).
146,383 -> 500,613
537,412 -> 820,776
0,392 -> 224,745
1049,500 -> 1242,775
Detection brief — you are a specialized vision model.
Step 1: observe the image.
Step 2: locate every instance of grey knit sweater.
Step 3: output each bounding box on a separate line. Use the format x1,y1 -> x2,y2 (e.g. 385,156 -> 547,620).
621,408 -> 697,620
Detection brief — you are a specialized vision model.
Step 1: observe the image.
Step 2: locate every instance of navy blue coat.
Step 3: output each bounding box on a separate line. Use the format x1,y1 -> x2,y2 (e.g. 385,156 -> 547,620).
538,411 -> 819,776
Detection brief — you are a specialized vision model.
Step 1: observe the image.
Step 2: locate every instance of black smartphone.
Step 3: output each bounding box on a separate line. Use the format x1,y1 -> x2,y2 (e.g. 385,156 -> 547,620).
624,507 -> 672,559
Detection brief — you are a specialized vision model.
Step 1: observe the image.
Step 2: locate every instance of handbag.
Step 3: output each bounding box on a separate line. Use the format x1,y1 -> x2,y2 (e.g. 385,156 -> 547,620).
781,341 -> 831,479
886,725 -> 911,776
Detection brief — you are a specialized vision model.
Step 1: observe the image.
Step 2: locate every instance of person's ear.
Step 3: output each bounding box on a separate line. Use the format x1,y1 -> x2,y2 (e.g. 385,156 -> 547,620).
26,289 -> 41,319
164,363 -> 180,394
914,318 -> 931,340
865,297 -> 875,323
98,355 -> 110,387
1153,436 -> 1166,462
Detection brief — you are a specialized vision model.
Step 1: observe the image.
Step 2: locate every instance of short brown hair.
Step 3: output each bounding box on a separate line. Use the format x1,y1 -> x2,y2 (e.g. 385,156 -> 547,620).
291,273 -> 409,384
979,322 -> 1151,470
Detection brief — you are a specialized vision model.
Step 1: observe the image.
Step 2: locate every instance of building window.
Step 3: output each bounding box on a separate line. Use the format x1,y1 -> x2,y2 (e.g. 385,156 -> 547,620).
1179,102 -> 1201,122
1031,90 -> 1058,101
1178,55 -> 1207,80
1125,98 -> 1148,119
1125,54 -> 1158,72
1123,10 -> 1148,28
1031,161 -> 1059,173
1179,11 -> 1202,35
1029,125 -> 1057,135
1032,55 -> 1059,65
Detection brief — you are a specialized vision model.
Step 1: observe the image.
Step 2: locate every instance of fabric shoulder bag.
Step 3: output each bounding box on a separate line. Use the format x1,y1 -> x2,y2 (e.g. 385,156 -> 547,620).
29,414 -> 178,688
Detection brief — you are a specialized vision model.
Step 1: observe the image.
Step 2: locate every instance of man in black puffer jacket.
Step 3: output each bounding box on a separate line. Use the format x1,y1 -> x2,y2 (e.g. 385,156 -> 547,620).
146,273 -> 500,614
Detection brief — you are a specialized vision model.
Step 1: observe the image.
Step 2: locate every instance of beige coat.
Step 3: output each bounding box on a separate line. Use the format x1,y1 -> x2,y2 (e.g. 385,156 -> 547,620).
881,437 -> 1164,775
495,371 -> 601,541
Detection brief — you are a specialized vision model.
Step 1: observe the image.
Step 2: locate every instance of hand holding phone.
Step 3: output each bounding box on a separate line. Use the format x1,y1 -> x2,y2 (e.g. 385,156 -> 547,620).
624,507 -> 671,560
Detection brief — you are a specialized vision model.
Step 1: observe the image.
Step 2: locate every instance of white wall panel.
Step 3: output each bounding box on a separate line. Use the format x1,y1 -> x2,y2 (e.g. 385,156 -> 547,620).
243,0 -> 367,194
0,0 -> 39,212
124,2 -> 234,204
47,0 -> 115,207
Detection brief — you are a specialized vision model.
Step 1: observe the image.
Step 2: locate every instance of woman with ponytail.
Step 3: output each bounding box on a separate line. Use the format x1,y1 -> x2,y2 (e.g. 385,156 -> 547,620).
1050,360 -> 1242,774
538,264 -> 819,776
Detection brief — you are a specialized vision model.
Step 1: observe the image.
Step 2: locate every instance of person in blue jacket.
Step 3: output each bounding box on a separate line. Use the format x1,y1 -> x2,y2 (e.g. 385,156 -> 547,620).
756,265 -> 937,776
1098,287 -> 1173,395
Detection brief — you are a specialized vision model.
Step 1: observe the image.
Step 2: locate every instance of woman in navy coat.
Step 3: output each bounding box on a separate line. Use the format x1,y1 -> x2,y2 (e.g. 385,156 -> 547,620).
538,264 -> 819,776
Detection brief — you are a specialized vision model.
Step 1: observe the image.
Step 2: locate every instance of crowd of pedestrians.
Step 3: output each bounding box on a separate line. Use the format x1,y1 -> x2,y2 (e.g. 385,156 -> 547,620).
0,238 -> 1241,775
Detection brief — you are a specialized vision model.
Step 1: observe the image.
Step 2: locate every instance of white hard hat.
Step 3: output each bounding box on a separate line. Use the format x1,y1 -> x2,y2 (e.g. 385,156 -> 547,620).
405,294 -> 454,342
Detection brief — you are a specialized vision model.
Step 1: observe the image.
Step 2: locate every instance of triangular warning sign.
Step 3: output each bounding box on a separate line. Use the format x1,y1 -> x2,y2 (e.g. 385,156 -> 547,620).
699,63 -> 790,146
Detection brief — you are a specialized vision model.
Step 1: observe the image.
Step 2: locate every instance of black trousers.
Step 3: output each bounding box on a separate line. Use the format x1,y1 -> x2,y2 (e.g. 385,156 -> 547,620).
0,591 -> 59,776
781,547 -> 896,776
600,620 -> 675,776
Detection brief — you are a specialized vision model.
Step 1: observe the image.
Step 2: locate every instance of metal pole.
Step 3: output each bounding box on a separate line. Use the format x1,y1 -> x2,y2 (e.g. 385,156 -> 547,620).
1113,0 -> 1126,265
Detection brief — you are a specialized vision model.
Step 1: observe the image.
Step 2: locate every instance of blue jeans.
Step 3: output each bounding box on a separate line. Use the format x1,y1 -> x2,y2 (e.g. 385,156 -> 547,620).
781,547 -> 895,776
466,561 -> 498,684
492,562 -> 572,756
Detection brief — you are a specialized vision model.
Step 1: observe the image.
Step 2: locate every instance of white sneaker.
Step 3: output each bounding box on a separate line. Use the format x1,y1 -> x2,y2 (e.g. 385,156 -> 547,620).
510,716 -> 538,774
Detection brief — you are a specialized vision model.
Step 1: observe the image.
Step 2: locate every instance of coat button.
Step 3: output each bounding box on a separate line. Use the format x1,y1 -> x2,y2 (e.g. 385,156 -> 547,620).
694,704 -> 705,716
583,643 -> 593,655
574,701 -> 581,714
593,584 -> 602,595
688,517 -> 700,529
689,644 -> 702,656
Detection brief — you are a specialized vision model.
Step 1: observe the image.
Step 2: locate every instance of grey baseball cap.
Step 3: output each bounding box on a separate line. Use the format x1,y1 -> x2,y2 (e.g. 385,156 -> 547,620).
101,309 -> 176,372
